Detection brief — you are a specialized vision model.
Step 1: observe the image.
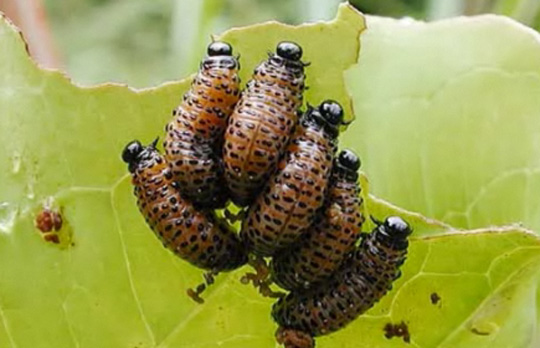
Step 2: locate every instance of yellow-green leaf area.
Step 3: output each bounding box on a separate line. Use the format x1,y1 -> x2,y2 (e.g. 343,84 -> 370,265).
1,5 -> 540,348
343,15 -> 540,233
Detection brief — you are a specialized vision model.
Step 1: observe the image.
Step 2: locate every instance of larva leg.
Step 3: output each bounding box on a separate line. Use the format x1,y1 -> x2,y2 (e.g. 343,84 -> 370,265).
258,279 -> 285,299
359,232 -> 370,241
186,271 -> 218,304
186,284 -> 206,304
241,255 -> 284,298
240,255 -> 269,285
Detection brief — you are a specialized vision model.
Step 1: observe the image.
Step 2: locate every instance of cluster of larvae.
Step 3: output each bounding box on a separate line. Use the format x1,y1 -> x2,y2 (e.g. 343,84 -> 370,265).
121,41 -> 412,348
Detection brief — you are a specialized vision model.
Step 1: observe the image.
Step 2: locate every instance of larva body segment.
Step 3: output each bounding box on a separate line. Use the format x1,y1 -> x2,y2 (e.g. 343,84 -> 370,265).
271,149 -> 365,291
163,125 -> 227,209
123,140 -> 247,272
164,42 -> 241,209
177,42 -> 241,142
272,217 -> 412,347
240,101 -> 344,257
223,42 -> 306,207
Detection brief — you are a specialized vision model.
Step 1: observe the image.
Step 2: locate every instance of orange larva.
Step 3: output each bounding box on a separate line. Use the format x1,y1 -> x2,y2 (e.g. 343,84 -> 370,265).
270,149 -> 365,291
223,41 -> 307,207
122,140 -> 247,301
164,42 -> 241,209
240,101 -> 344,257
272,217 -> 412,348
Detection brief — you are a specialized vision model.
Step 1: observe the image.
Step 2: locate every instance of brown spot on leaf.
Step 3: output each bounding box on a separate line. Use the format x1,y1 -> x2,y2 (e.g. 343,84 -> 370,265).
430,292 -> 441,305
43,234 -> 60,244
471,327 -> 491,336
35,203 -> 73,247
384,321 -> 410,344
35,208 -> 62,233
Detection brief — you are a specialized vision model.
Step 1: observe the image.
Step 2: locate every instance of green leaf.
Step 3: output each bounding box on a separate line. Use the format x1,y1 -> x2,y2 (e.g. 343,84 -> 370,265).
343,15 -> 540,233
1,6 -> 540,348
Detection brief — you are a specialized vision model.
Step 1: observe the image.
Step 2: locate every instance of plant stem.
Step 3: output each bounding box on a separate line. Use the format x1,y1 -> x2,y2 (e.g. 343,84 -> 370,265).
0,0 -> 60,68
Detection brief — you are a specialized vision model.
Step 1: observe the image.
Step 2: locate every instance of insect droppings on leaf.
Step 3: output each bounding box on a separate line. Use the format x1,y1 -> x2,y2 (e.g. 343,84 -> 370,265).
430,292 -> 441,305
383,321 -> 411,344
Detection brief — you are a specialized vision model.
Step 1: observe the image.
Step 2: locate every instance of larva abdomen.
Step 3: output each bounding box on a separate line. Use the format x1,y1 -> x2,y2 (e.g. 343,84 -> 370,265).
271,149 -> 365,291
240,101 -> 344,257
223,41 -> 306,207
271,217 -> 412,347
123,140 -> 247,272
163,123 -> 227,209
164,42 -> 240,209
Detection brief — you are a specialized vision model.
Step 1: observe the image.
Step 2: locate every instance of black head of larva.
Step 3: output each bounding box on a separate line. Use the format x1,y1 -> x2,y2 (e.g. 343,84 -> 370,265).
122,139 -> 158,173
376,216 -> 412,240
304,100 -> 344,138
204,41 -> 237,69
207,41 -> 233,56
320,100 -> 344,127
338,149 -> 361,171
276,41 -> 303,61
335,149 -> 361,181
122,140 -> 143,171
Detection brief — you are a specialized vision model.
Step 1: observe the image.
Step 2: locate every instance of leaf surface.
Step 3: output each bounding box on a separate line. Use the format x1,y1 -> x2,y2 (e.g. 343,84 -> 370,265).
343,15 -> 540,233
0,6 -> 539,348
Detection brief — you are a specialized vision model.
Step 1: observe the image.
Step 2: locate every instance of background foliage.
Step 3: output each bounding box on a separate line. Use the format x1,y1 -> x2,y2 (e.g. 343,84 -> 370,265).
30,0 -> 540,86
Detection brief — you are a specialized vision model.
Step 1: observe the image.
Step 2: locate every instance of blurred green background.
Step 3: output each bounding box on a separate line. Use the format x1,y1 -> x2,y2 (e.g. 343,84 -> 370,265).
2,0 -> 540,87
